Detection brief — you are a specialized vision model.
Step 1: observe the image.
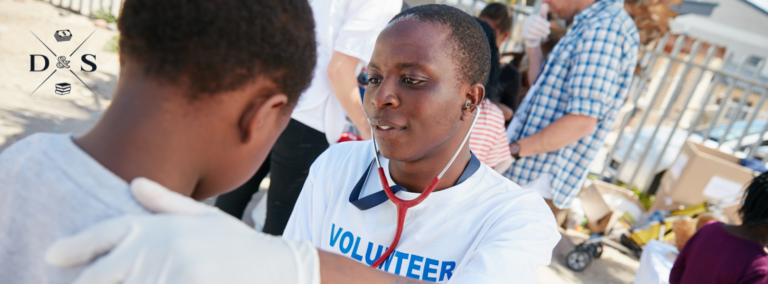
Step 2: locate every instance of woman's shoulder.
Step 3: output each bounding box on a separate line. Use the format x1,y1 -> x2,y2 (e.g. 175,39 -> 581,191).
311,141 -> 374,175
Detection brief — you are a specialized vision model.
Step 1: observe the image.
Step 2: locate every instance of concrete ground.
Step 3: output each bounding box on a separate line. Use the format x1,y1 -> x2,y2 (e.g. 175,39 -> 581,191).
0,1 -> 641,283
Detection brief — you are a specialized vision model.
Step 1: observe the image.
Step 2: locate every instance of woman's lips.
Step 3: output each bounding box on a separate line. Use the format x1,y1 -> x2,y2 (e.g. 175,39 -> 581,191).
373,125 -> 406,132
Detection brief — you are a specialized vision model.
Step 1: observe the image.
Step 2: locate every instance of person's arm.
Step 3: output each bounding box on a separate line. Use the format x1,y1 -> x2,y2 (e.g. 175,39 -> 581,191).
526,46 -> 544,87
45,177 -> 430,284
493,102 -> 514,122
318,251 -> 427,284
515,114 -> 597,157
516,18 -> 636,158
329,0 -> 402,140
327,51 -> 371,140
521,5 -> 550,86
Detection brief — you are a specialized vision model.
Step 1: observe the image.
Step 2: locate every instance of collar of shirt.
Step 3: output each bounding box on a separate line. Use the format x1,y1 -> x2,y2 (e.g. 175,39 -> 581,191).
573,0 -> 623,25
360,154 -> 488,209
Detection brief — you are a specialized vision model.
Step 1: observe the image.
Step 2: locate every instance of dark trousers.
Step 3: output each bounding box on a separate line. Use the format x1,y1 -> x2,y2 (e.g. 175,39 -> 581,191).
263,119 -> 329,235
215,154 -> 271,219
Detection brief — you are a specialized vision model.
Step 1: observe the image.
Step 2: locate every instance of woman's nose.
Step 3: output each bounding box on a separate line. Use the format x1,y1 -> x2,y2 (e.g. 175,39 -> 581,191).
370,78 -> 399,109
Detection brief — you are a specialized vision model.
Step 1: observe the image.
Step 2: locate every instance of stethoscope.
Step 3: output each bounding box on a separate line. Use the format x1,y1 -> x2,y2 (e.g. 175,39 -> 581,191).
350,102 -> 479,268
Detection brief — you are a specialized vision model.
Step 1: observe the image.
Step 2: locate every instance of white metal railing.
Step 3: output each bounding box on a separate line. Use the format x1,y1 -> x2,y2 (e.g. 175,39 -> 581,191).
439,0 -> 542,58
600,33 -> 768,193
42,0 -> 123,19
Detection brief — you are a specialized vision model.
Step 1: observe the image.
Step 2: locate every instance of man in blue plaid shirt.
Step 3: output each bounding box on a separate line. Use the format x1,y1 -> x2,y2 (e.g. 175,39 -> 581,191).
504,0 -> 639,224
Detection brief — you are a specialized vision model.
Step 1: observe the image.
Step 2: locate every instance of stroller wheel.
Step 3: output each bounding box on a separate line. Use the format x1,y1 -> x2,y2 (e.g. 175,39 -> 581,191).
566,250 -> 592,271
592,243 -> 603,259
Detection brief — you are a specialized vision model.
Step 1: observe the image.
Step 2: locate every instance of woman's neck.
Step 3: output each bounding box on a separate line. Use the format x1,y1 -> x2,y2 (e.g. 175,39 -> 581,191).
724,224 -> 768,247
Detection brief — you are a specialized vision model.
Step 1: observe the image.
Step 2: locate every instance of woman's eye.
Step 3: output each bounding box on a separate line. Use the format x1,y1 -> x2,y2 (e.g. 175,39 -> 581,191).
367,78 -> 381,84
402,77 -> 421,84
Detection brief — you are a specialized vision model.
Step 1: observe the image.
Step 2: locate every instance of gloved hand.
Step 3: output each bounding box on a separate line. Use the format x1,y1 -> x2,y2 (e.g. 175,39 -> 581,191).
45,178 -> 320,284
521,4 -> 550,48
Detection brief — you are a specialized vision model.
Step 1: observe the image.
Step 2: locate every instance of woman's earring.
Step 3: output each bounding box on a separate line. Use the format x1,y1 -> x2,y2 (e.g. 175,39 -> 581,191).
462,100 -> 471,109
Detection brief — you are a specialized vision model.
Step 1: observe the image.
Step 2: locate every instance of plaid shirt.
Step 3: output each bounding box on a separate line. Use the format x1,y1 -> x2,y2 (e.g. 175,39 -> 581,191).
504,0 -> 639,209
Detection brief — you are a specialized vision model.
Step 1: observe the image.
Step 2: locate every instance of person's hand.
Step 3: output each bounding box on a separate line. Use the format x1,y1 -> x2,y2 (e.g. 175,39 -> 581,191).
45,178 -> 320,284
521,4 -> 550,48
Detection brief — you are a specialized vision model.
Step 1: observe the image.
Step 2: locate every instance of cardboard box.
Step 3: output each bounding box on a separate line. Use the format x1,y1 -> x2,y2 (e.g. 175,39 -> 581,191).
580,180 -> 645,233
659,140 -> 752,205
586,211 -> 624,234
651,140 -> 752,224
651,182 -> 744,224
649,176 -> 686,212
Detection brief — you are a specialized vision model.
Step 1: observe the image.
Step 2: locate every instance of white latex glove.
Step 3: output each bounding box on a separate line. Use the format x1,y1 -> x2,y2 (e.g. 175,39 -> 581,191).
521,4 -> 550,48
45,178 -> 320,284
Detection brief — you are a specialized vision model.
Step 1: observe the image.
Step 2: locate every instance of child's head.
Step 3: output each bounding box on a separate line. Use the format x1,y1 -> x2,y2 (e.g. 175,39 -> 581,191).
479,3 -> 513,47
114,0 -> 316,199
740,172 -> 768,228
364,4 -> 490,162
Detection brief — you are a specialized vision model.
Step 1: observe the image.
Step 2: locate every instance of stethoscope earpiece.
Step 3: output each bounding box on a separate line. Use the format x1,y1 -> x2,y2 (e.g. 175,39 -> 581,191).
462,100 -> 478,110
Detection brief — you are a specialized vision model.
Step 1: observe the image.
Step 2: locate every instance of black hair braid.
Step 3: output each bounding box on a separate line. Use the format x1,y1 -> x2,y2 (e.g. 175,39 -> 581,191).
739,171 -> 768,227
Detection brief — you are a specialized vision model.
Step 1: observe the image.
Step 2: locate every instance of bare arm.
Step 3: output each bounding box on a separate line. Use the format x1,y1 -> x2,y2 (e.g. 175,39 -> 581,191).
327,51 -> 372,140
494,102 -> 514,122
526,46 -> 544,86
319,250 -> 426,284
516,114 -> 597,157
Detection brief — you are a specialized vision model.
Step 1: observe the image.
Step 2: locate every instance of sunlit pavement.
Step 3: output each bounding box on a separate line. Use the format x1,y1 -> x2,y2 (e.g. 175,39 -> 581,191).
0,0 -> 119,152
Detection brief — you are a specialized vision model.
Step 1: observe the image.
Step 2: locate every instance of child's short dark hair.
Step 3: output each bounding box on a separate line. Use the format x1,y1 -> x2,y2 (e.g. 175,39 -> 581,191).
118,0 -> 316,102
390,5 -> 490,86
479,3 -> 513,34
740,172 -> 768,227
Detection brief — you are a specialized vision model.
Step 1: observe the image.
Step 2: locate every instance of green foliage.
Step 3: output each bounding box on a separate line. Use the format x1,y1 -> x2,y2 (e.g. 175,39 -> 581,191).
104,35 -> 119,53
587,174 -> 655,210
93,9 -> 118,24
622,182 -> 655,211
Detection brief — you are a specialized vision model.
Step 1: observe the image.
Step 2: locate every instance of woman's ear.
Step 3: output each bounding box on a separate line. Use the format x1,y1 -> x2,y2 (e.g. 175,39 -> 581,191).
239,93 -> 289,144
462,83 -> 485,120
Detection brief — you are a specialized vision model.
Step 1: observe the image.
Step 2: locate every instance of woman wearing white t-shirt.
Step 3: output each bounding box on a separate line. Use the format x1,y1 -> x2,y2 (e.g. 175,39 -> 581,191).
281,5 -> 559,283
47,5 -> 559,284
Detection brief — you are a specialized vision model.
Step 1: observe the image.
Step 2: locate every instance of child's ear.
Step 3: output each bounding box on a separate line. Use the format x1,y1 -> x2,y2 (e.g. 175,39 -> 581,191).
239,93 -> 289,143
462,83 -> 485,120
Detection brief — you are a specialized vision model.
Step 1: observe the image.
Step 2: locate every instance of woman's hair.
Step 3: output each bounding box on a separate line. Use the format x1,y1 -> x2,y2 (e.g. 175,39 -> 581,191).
475,19 -> 502,103
479,3 -> 513,34
739,171 -> 768,227
390,4 -> 490,86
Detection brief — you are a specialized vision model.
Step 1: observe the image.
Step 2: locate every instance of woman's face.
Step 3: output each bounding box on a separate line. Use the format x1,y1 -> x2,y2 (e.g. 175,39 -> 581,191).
364,19 -> 473,163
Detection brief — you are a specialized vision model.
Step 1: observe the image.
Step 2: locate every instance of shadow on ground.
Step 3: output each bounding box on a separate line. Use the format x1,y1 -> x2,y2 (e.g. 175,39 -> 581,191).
0,71 -> 117,151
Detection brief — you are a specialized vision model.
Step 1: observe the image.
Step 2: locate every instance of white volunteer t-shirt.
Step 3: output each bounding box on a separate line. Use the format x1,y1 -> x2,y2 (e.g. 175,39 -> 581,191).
283,141 -> 561,283
291,0 -> 401,144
